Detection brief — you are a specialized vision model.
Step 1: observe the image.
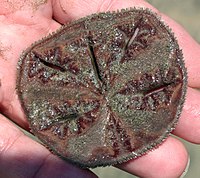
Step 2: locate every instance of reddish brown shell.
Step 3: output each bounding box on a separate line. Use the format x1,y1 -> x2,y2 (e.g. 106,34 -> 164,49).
17,8 -> 187,168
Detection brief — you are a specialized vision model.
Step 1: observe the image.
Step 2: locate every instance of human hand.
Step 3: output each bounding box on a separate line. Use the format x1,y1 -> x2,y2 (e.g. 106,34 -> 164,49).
0,0 -> 200,178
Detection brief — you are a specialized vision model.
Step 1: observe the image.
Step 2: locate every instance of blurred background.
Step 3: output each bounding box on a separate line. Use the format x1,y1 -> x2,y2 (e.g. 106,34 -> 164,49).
92,0 -> 200,177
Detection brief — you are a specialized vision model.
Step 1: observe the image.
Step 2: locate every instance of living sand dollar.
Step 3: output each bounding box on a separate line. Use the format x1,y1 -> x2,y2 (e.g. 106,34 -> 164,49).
17,8 -> 187,168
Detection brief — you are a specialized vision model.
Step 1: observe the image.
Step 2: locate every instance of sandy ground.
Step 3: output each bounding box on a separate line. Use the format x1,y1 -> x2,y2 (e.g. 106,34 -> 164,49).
92,1 -> 200,178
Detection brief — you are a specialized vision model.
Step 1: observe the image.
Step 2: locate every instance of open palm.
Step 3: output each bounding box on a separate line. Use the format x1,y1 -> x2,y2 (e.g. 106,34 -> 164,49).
0,0 -> 200,178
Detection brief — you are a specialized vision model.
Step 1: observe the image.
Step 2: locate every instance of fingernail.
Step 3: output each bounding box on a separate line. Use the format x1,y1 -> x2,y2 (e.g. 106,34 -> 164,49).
180,155 -> 190,178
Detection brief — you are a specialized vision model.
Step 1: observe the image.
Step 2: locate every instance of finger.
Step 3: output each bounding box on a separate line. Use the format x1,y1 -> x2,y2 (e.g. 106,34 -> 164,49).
52,0 -> 157,23
52,0 -> 200,88
173,87 -> 200,143
116,137 -> 188,178
0,114 -> 97,178
160,14 -> 200,88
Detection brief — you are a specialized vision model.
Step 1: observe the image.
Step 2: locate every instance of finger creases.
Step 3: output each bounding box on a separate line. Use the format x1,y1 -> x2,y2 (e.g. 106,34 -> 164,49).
173,87 -> 200,143
117,137 -> 188,178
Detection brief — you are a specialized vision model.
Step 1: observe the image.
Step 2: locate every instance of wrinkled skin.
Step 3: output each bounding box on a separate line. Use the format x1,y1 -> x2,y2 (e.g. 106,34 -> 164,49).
0,0 -> 200,178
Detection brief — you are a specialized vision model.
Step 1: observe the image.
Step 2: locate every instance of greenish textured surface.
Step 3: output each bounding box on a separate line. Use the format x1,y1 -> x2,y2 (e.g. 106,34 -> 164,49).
92,0 -> 200,178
